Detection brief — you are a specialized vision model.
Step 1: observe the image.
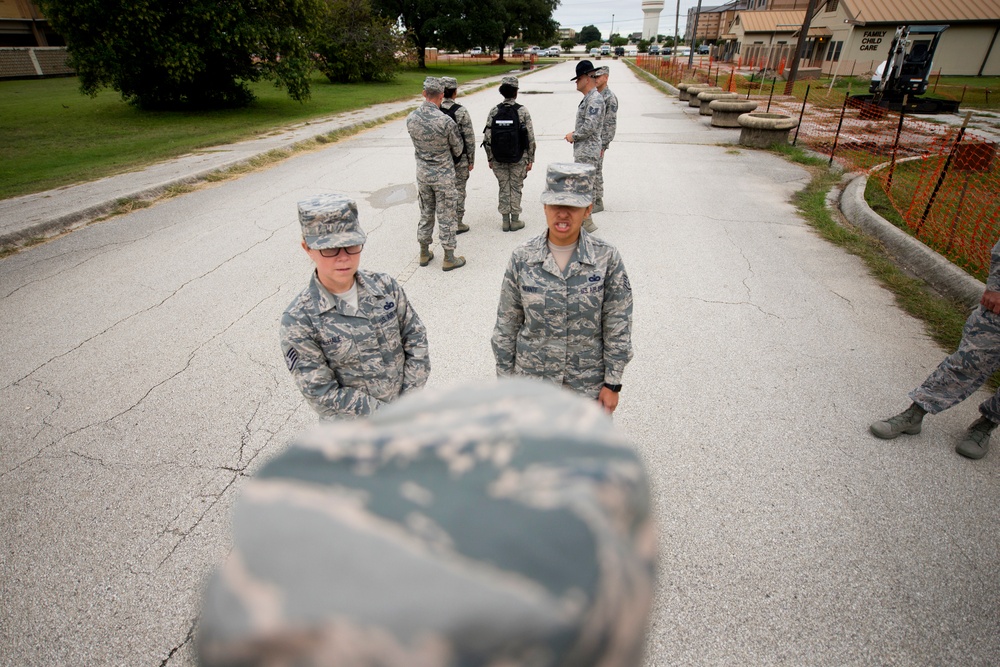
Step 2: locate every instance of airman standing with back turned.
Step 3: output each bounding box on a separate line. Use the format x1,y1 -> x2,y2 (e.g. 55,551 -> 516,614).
440,76 -> 475,234
483,75 -> 536,232
406,76 -> 466,271
564,61 -> 604,233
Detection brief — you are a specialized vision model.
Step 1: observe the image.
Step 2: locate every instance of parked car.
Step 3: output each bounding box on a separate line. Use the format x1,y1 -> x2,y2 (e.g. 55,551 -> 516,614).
662,46 -> 672,55
471,47 -> 482,55
600,44 -> 611,55
590,47 -> 600,56
614,46 -> 625,57
698,44 -> 711,54
528,46 -> 540,54
649,44 -> 660,55
546,46 -> 561,56
626,46 -> 638,56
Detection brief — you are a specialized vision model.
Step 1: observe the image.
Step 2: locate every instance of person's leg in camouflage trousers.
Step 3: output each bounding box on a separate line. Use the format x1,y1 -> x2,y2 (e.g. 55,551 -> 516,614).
576,155 -> 600,232
454,166 -> 471,233
594,154 -> 605,212
493,161 -> 528,232
417,182 -> 437,263
432,181 -> 465,270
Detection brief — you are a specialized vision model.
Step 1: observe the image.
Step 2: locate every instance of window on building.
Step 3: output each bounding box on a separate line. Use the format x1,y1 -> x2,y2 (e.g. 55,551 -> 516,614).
826,40 -> 843,62
825,0 -> 839,11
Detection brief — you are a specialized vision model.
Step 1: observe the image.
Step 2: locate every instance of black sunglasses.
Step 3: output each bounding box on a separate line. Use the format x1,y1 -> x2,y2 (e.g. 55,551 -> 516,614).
318,244 -> 363,258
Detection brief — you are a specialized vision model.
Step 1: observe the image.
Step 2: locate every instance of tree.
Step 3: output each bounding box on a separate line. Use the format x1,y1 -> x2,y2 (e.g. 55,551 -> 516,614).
577,24 -> 601,44
39,0 -> 322,110
586,40 -> 602,51
313,0 -> 405,83
560,38 -> 576,52
371,0 -> 444,68
468,0 -> 559,63
638,39 -> 650,53
611,35 -> 628,47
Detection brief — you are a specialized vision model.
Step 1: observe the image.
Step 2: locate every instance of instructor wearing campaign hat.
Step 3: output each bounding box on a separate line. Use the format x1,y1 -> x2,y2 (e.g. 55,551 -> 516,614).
564,61 -> 605,233
280,194 -> 430,419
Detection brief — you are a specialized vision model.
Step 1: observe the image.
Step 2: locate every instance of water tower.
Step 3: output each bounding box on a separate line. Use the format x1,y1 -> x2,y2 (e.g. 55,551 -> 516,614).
642,0 -> 664,41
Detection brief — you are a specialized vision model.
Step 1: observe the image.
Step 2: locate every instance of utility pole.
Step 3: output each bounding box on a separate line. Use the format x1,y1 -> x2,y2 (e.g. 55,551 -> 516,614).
688,0 -> 703,68
611,14 -> 615,40
674,0 -> 680,54
784,0 -> 820,95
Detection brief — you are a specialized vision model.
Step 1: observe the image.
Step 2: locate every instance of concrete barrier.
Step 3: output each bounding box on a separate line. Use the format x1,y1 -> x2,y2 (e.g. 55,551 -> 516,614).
698,91 -> 739,115
709,99 -> 759,127
738,112 -> 798,148
686,86 -> 721,107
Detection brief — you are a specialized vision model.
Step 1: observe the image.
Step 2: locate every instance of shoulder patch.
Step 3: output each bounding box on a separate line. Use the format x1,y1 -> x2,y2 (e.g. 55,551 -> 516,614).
623,274 -> 632,292
284,347 -> 299,371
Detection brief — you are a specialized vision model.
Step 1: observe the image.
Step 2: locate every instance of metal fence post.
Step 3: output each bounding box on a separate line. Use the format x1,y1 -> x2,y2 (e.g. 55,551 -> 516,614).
793,85 -> 810,146
766,77 -> 776,112
919,112 -> 973,232
886,99 -> 907,192
829,95 -> 849,166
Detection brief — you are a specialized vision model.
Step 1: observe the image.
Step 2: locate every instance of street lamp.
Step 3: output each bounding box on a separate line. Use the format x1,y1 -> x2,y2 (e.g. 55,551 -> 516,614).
611,14 -> 615,40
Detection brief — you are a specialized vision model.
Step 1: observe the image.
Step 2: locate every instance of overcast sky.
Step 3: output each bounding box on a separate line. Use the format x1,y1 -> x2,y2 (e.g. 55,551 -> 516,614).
552,0 -> 703,42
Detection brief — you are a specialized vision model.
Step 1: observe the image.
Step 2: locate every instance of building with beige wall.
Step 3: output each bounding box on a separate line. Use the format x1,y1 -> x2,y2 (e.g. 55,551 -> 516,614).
719,0 -> 1000,77
686,2 -> 748,44
0,0 -> 58,46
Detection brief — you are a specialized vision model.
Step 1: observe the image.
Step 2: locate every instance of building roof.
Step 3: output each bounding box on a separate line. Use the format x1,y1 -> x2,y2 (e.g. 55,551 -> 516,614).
841,0 -> 1000,24
699,1 -> 747,13
734,10 -> 806,33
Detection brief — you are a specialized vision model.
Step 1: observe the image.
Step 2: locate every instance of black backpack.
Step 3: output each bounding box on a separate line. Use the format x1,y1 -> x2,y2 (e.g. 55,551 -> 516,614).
485,103 -> 527,163
441,102 -> 465,163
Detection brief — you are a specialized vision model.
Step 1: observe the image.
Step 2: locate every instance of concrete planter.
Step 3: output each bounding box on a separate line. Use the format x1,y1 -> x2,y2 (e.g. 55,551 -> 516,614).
677,82 -> 696,101
709,100 -> 759,127
697,91 -> 739,116
737,112 -> 798,148
687,86 -> 721,107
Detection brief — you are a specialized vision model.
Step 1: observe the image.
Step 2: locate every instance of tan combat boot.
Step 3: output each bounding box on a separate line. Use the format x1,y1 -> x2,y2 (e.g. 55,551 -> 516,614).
442,249 -> 466,271
456,222 -> 470,234
419,243 -> 434,267
502,214 -> 511,232
509,214 -> 525,231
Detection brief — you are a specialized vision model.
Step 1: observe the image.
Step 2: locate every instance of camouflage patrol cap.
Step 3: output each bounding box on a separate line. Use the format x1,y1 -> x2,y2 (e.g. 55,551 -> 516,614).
298,194 -> 367,250
540,162 -> 597,207
198,378 -> 656,667
423,76 -> 444,94
440,76 -> 458,89
500,75 -> 519,88
592,66 -> 609,77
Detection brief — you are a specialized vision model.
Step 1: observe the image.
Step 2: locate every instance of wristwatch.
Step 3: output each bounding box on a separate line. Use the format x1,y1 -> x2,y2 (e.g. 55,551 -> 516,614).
603,383 -> 622,393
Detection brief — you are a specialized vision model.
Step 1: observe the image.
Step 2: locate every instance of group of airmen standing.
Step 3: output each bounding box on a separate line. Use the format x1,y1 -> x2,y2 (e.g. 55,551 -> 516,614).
200,62 -> 657,666
404,60 -> 618,270
279,59 -> 631,419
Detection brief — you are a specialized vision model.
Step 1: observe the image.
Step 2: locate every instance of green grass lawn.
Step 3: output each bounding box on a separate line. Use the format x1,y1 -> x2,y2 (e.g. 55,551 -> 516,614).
0,63 -> 516,200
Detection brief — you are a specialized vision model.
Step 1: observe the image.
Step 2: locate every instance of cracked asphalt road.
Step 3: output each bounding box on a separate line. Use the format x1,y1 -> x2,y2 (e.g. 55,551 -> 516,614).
3,60 -> 1000,666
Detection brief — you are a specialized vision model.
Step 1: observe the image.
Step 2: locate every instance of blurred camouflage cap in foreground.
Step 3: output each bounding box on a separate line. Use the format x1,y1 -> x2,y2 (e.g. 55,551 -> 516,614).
501,75 -> 519,88
423,76 -> 444,94
198,378 -> 656,667
592,66 -> 609,77
540,162 -> 596,207
440,76 -> 458,89
298,194 -> 367,250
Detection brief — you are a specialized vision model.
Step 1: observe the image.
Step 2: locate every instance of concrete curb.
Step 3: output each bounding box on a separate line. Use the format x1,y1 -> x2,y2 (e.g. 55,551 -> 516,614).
839,172 -> 985,307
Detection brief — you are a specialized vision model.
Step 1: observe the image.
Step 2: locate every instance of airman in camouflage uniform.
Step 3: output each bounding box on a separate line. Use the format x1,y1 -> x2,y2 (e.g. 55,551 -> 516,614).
493,163 -> 633,415
592,66 -> 618,213
440,76 -> 475,233
197,378 -> 657,667
406,76 -> 466,271
483,75 -> 536,232
871,238 -> 1000,459
280,194 -> 430,419
564,61 -> 604,233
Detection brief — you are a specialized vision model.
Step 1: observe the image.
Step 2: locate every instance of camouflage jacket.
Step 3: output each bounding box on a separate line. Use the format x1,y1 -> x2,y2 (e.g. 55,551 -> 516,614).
482,98 -> 536,164
492,231 -> 633,397
600,87 -> 619,151
573,88 -> 605,162
406,101 -> 463,185
441,98 -> 476,170
280,270 -> 430,419
987,238 -> 1000,292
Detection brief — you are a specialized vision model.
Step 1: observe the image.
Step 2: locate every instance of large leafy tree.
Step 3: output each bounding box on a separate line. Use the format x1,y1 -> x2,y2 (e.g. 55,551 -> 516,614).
577,24 -> 601,45
38,0 -> 322,110
314,0 -> 405,83
460,0 -> 558,62
371,0 -> 443,68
